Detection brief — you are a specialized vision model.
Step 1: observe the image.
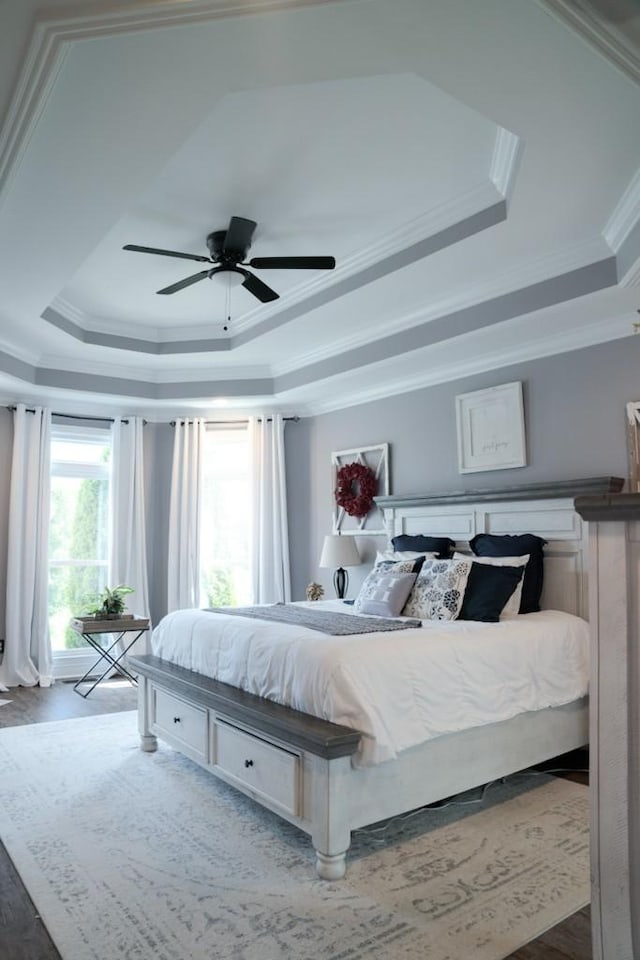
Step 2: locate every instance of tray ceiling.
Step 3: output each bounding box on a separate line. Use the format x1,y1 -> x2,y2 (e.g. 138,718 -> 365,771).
0,0 -> 639,418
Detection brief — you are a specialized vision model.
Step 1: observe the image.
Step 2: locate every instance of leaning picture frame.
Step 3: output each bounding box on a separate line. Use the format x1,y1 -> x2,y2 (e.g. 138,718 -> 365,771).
455,381 -> 526,474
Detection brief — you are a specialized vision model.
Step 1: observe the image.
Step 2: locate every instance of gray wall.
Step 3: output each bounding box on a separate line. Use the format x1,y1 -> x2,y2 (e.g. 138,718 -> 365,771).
0,333 -> 638,635
287,335 -> 640,601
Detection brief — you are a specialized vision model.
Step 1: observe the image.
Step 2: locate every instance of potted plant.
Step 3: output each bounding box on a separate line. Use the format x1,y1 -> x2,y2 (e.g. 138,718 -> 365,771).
88,584 -> 135,620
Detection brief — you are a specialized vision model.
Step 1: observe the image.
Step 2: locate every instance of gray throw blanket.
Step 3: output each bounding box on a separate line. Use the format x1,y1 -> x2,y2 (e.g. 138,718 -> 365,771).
205,602 -> 421,635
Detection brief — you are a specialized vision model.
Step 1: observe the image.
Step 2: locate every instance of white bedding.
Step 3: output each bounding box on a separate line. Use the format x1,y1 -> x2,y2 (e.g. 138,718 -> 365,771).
150,601 -> 589,768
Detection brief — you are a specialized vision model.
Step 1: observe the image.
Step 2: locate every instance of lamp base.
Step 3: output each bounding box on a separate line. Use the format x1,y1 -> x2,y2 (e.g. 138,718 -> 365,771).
333,567 -> 348,600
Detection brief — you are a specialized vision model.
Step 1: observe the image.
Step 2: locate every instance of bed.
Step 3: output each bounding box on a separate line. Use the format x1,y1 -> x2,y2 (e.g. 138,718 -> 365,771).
130,476 -> 622,880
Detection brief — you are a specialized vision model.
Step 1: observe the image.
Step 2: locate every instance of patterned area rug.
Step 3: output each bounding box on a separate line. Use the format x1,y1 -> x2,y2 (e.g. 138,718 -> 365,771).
0,711 -> 589,960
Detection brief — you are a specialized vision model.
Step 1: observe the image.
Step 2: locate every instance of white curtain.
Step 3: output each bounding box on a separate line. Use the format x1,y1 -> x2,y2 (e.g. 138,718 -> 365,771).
249,415 -> 291,604
167,418 -> 205,612
0,404 -> 53,689
109,417 -> 150,636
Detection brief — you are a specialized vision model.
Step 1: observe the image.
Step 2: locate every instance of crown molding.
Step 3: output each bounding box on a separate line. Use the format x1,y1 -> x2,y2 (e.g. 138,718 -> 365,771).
490,128 -> 523,203
0,0 -> 347,203
299,312 -> 637,416
228,179 -> 505,338
620,255 -> 640,288
604,165 -> 640,252
48,181 -> 507,352
536,0 -> 640,86
271,235 -> 612,375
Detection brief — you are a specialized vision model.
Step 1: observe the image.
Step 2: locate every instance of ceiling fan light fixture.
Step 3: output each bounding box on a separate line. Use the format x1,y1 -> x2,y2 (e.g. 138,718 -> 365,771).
212,268 -> 244,288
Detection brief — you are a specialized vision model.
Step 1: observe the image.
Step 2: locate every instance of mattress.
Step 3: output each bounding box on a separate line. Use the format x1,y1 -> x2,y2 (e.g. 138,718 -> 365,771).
150,601 -> 590,767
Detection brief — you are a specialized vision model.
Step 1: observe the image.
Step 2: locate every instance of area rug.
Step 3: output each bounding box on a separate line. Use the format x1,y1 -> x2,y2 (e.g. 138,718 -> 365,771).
0,711 -> 589,960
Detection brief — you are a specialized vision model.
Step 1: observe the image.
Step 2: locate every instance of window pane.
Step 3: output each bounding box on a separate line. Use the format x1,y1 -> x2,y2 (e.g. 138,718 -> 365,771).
49,563 -> 108,651
49,426 -> 112,656
51,437 -> 111,465
50,476 -> 109,562
200,429 -> 251,607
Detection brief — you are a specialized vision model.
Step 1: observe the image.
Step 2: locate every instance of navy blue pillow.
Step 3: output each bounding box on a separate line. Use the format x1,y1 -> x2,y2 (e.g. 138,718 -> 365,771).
469,533 -> 547,614
458,562 -> 525,622
391,534 -> 455,560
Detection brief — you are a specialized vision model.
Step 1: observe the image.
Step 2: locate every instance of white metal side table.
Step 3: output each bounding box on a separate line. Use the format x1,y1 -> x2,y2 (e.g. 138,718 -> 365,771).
70,616 -> 150,698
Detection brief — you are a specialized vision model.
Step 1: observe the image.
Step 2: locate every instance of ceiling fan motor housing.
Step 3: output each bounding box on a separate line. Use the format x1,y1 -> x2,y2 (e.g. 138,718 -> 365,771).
207,229 -> 248,263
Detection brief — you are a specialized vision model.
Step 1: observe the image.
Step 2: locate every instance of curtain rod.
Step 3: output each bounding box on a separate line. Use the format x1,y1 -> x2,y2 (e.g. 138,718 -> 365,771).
7,406 -> 133,425
169,415 -> 300,427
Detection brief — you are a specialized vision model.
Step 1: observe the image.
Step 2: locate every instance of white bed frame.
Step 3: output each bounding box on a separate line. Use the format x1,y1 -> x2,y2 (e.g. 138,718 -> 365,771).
131,477 -> 622,880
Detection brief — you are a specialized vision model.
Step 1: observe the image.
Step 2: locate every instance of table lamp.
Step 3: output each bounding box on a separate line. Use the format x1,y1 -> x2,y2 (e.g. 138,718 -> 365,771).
319,534 -> 361,599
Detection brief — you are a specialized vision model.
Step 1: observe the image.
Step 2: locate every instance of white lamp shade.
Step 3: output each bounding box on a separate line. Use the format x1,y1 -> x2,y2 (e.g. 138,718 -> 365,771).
319,534 -> 360,569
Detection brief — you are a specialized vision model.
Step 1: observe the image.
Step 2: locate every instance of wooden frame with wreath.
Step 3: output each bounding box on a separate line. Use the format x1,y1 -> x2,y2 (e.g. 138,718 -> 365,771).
331,443 -> 389,535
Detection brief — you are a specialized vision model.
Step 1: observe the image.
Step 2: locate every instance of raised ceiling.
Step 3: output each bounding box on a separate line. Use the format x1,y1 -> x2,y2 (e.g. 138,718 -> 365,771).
0,0 -> 639,419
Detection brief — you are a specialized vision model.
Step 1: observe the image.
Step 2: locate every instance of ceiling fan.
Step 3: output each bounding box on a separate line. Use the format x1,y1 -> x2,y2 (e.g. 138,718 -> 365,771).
123,216 -> 336,303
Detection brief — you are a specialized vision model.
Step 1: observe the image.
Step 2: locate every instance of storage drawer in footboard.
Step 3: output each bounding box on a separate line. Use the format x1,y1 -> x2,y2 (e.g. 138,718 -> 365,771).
152,684 -> 207,763
212,717 -> 300,816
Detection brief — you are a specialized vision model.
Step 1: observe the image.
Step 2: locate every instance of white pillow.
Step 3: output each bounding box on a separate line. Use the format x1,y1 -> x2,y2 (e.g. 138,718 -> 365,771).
354,569 -> 417,618
454,552 -> 529,619
402,557 -> 472,621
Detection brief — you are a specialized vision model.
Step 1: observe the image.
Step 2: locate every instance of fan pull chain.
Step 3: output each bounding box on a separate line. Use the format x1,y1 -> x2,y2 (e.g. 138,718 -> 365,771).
223,274 -> 231,331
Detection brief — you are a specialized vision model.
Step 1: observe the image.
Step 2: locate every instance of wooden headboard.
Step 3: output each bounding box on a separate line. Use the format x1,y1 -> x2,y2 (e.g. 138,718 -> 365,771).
375,477 -> 624,620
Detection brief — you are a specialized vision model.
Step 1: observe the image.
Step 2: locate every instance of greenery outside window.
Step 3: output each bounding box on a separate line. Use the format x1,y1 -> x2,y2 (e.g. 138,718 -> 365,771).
200,426 -> 251,607
49,426 -> 112,656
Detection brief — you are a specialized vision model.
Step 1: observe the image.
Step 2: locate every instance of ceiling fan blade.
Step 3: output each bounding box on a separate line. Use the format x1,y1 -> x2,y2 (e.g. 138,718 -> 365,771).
123,244 -> 210,263
223,217 -> 257,257
156,270 -> 210,295
248,256 -> 336,270
239,269 -> 279,303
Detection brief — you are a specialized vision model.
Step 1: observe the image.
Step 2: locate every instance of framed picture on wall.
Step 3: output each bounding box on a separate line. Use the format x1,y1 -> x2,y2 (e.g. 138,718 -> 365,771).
455,381 -> 526,474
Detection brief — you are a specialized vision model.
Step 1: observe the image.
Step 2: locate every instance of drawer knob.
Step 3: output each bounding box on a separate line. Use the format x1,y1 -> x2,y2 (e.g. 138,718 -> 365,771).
244,758 -> 254,768
173,716 -> 181,723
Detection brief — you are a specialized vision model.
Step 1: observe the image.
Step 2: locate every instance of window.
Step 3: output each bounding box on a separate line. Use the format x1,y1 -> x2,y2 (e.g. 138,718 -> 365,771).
49,426 -> 112,655
200,426 -> 251,607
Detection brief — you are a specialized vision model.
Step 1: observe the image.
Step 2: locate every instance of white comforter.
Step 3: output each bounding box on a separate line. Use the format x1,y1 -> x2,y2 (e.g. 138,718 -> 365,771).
150,602 -> 589,768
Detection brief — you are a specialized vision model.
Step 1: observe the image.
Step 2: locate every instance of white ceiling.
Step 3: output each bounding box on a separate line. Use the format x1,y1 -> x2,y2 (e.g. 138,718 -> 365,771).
0,0 -> 639,419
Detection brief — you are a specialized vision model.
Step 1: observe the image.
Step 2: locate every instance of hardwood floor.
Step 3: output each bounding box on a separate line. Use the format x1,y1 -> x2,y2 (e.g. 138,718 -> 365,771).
0,683 -> 591,960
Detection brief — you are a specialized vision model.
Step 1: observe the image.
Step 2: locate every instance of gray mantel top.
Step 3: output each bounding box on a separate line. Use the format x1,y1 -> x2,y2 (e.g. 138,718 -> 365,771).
375,476 -> 624,510
575,492 -> 640,522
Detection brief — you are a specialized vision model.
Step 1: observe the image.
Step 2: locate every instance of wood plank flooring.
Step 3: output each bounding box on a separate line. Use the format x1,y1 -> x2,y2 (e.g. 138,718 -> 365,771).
0,682 -> 591,960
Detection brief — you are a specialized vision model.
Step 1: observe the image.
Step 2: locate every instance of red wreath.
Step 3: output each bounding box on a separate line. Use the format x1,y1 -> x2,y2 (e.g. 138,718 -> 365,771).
335,462 -> 377,518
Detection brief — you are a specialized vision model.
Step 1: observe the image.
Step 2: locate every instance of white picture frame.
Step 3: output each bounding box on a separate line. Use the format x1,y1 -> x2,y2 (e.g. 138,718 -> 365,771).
331,443 -> 389,535
455,381 -> 526,474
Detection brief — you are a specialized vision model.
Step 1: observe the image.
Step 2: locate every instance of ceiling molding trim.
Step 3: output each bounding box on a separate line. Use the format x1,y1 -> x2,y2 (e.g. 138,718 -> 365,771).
227,179 -> 505,338
271,237 -> 613,375
42,307 -> 231,355
490,128 -> 523,203
604,165 -> 640,251
48,191 -> 509,355
294,315 -> 637,417
620,256 -> 640,288
0,0 -> 347,203
536,0 -> 640,85
2,299 -> 632,409
276,257 -> 617,392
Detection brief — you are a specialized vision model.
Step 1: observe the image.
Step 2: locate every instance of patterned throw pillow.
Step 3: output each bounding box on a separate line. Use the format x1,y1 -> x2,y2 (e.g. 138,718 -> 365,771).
402,558 -> 472,621
354,570 -> 418,618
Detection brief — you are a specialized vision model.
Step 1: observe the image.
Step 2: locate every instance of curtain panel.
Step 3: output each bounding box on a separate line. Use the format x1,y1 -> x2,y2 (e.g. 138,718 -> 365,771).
167,418 -> 205,612
0,404 -> 53,689
110,417 -> 150,647
249,415 -> 291,604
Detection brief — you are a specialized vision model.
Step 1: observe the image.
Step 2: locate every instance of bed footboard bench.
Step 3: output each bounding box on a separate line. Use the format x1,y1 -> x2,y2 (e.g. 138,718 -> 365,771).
129,653 -> 362,880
